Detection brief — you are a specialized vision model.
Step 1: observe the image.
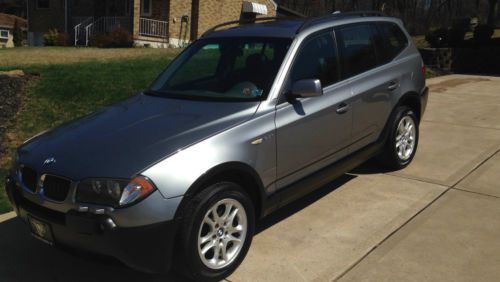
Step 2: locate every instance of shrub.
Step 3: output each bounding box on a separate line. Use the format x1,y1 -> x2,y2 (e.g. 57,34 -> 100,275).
13,19 -> 23,47
56,32 -> 71,46
425,28 -> 449,48
43,29 -> 59,46
109,27 -> 133,48
89,32 -> 112,48
89,27 -> 133,48
473,25 -> 494,45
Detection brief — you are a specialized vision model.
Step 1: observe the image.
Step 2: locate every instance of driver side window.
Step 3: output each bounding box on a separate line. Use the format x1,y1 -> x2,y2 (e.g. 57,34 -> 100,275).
290,31 -> 339,88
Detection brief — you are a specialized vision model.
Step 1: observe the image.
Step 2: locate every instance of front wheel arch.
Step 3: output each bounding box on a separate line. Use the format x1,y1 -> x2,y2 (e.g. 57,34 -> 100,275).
174,162 -> 265,221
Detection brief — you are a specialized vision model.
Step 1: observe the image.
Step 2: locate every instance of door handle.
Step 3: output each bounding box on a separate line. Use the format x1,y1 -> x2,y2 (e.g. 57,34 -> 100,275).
336,103 -> 350,114
388,80 -> 399,91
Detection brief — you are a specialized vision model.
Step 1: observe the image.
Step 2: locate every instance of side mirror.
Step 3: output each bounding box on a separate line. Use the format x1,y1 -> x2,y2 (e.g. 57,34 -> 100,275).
290,79 -> 323,98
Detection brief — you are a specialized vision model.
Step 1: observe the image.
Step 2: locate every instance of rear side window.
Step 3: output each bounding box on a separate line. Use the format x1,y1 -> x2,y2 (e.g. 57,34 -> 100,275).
335,23 -> 378,79
375,22 -> 408,64
289,31 -> 339,87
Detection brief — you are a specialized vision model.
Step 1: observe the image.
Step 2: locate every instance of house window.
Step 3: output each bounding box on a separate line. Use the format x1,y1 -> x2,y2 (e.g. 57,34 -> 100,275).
141,0 -> 152,16
36,0 -> 50,9
0,30 -> 9,39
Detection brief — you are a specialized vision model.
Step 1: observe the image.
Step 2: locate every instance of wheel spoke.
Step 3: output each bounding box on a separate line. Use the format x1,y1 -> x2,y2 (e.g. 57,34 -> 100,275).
407,124 -> 413,133
228,224 -> 243,234
211,206 -> 221,222
200,233 -> 213,245
227,208 -> 238,225
396,140 -> 403,149
213,242 -> 221,261
220,204 -> 233,221
201,240 -> 216,255
203,216 -> 216,228
221,241 -> 229,261
398,144 -> 405,156
227,234 -> 242,243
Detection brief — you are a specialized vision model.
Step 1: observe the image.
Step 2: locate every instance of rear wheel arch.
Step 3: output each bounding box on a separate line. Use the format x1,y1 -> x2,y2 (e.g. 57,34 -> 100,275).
396,91 -> 422,122
174,162 -> 265,220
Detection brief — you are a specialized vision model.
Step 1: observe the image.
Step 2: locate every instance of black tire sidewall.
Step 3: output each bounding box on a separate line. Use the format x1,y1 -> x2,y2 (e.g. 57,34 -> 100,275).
179,182 -> 255,282
386,106 -> 419,169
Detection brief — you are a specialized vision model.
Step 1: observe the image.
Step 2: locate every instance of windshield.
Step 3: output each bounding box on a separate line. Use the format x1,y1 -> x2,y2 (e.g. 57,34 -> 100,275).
149,37 -> 292,101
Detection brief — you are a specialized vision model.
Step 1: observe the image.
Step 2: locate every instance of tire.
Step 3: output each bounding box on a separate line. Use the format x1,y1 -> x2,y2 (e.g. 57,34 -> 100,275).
176,182 -> 255,281
378,106 -> 419,170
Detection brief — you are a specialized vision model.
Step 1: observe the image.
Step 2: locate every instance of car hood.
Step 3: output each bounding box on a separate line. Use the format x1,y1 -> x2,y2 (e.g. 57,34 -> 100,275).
18,93 -> 260,180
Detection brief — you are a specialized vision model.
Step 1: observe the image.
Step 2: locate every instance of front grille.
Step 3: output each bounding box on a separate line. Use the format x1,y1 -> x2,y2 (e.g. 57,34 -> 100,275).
21,166 -> 38,192
43,175 -> 71,202
14,190 -> 66,225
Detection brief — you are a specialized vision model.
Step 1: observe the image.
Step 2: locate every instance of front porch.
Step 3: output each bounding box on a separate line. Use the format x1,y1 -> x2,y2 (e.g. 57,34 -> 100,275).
69,0 -> 174,47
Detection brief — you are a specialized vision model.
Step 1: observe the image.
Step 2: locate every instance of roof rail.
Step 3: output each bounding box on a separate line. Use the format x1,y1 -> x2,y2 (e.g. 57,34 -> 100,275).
201,17 -> 283,37
296,10 -> 386,34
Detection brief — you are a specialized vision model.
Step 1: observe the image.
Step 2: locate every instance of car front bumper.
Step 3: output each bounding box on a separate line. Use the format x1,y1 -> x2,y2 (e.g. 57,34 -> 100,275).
5,174 -> 179,274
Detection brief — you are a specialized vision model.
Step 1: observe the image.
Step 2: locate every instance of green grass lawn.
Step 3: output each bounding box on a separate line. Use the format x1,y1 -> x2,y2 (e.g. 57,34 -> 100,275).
0,47 -> 181,214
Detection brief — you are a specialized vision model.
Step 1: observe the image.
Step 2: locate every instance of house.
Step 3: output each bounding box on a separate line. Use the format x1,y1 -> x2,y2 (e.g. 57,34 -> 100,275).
0,12 -> 26,47
27,0 -> 277,47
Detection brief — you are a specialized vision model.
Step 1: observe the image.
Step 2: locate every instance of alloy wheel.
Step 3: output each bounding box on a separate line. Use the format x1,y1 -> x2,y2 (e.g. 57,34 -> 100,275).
395,115 -> 416,161
197,198 -> 247,270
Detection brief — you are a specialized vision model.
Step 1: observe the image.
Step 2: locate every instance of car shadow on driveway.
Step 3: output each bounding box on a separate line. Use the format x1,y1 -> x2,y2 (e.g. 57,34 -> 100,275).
256,174 -> 357,234
0,174 -> 358,282
0,217 -> 189,282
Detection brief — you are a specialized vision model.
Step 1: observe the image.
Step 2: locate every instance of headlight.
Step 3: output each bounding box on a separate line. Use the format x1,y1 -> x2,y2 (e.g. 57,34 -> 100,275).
76,176 -> 156,208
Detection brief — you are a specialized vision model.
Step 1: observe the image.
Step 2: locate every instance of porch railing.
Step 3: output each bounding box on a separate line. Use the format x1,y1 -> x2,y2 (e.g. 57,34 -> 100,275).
85,17 -> 132,46
74,17 -> 94,46
139,18 -> 168,38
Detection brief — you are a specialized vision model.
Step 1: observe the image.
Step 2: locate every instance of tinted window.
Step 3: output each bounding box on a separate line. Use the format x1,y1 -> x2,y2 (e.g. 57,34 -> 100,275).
376,22 -> 408,64
335,23 -> 378,79
290,31 -> 339,87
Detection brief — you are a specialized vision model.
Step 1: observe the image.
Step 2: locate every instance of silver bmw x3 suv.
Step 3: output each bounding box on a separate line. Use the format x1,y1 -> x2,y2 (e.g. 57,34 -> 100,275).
6,12 -> 428,281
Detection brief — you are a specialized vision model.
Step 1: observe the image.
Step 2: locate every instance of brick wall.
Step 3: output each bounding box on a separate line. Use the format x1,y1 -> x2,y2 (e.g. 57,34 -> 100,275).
165,0 -> 277,41
167,0 -> 191,41
196,0 -> 276,38
132,0 -> 140,38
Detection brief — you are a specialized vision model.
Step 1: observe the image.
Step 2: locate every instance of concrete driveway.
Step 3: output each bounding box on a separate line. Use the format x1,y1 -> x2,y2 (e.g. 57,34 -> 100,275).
1,75 -> 499,282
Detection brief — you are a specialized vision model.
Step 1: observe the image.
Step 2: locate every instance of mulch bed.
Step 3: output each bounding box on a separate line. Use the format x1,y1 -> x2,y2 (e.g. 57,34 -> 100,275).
0,71 -> 32,156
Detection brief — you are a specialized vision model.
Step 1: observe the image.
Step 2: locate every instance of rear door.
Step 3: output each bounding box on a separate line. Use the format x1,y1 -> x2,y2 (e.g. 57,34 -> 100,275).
335,22 -> 403,152
275,29 -> 353,189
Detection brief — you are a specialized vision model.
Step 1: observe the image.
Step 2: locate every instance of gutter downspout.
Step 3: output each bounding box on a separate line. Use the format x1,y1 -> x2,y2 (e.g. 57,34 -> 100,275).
65,0 -> 68,33
26,0 -> 30,45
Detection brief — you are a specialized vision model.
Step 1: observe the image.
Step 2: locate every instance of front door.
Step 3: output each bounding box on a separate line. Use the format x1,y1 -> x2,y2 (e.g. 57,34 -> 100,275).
275,29 -> 353,189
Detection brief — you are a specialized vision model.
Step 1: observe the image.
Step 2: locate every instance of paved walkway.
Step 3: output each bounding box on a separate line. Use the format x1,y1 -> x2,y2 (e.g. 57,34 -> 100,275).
1,75 -> 499,281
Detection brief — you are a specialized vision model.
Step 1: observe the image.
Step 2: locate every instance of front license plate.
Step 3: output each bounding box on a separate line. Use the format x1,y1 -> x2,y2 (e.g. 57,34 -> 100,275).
28,215 -> 54,246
